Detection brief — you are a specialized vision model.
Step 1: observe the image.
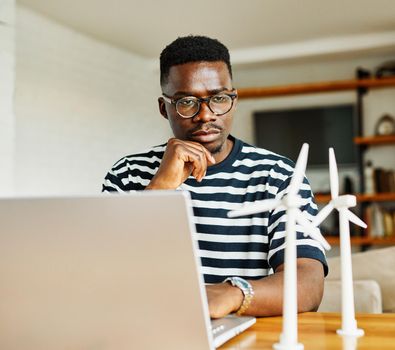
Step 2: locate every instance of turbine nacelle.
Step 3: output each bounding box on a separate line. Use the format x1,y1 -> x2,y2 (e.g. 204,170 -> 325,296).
331,195 -> 357,208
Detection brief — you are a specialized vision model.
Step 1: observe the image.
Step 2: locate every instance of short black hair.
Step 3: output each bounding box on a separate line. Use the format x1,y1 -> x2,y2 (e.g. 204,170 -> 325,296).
160,35 -> 232,86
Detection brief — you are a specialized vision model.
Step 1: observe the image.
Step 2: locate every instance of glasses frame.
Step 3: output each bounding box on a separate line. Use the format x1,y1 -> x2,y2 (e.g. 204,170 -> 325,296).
162,90 -> 238,119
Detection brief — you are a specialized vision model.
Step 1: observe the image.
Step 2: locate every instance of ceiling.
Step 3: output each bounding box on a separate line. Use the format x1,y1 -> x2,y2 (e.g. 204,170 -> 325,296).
17,0 -> 395,63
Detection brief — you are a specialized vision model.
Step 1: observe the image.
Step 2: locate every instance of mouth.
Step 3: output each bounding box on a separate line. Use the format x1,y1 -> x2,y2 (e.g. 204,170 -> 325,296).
190,129 -> 221,143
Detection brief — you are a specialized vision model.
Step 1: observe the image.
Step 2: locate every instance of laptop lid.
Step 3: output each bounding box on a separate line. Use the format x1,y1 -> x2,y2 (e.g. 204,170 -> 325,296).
0,191 -> 214,350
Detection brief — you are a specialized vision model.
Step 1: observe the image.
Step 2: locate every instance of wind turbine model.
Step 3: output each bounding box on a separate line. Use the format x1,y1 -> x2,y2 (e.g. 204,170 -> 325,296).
228,143 -> 331,350
312,148 -> 367,337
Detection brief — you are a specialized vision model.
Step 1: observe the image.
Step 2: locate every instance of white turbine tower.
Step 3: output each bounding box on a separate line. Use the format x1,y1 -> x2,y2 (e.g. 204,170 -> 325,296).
228,143 -> 331,350
312,148 -> 366,337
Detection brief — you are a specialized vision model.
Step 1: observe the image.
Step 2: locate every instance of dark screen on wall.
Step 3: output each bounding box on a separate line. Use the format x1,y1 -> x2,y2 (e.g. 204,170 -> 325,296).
254,104 -> 357,167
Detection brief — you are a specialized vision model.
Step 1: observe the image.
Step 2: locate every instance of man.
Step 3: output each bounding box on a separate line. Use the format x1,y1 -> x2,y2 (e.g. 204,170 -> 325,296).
103,35 -> 327,318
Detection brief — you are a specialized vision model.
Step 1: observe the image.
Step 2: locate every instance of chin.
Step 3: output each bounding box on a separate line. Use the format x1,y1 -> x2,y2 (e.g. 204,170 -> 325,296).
204,141 -> 224,155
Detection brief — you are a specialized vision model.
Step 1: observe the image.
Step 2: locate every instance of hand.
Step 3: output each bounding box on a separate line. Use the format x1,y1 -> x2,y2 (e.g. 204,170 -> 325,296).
146,138 -> 216,190
206,283 -> 243,319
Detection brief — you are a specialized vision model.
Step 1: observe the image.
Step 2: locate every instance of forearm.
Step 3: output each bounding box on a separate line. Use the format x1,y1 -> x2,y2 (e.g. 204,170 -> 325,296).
206,258 -> 325,318
244,258 -> 325,317
145,176 -> 177,190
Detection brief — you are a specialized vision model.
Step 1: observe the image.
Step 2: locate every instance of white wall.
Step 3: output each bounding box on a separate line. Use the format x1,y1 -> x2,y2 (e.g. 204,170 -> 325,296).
0,0 -> 15,196
232,53 -> 395,193
15,5 -> 170,196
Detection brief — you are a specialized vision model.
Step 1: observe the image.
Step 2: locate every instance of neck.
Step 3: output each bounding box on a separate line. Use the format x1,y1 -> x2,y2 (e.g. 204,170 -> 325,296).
212,137 -> 234,164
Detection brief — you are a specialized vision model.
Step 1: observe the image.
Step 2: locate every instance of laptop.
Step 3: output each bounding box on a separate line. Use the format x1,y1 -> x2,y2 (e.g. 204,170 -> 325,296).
0,191 -> 255,350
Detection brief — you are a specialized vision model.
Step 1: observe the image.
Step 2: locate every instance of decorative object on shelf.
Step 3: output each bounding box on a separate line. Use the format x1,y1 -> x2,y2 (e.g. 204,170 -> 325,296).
375,60 -> 395,78
312,148 -> 367,338
374,114 -> 395,136
228,143 -> 330,350
364,160 -> 375,195
356,67 -> 371,79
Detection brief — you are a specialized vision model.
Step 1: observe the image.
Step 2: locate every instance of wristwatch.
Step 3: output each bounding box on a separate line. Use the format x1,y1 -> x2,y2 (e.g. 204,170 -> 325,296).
224,276 -> 254,316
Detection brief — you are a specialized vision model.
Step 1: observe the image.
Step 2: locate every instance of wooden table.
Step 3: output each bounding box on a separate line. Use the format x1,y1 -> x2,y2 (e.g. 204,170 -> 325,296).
219,312 -> 395,349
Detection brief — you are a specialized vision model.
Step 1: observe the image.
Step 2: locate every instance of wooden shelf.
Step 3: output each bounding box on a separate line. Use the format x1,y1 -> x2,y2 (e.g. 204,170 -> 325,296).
354,135 -> 395,145
237,77 -> 395,99
315,194 -> 331,203
315,192 -> 395,204
356,192 -> 395,202
326,236 -> 395,246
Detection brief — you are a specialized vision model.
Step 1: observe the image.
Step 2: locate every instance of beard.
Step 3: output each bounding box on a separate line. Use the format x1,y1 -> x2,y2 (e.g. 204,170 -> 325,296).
203,133 -> 230,156
210,141 -> 224,154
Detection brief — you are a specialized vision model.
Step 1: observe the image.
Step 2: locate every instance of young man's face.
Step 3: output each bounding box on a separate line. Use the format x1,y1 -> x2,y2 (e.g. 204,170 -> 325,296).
159,61 -> 236,156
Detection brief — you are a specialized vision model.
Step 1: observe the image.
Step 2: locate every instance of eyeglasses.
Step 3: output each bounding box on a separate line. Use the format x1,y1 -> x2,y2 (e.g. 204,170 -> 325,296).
162,90 -> 237,118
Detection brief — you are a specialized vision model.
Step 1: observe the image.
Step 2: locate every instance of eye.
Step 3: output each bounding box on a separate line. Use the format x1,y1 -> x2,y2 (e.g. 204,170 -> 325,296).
211,95 -> 229,103
178,98 -> 196,106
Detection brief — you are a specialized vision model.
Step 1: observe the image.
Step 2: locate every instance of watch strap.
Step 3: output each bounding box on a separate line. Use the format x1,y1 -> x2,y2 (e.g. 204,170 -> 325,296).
224,276 -> 254,316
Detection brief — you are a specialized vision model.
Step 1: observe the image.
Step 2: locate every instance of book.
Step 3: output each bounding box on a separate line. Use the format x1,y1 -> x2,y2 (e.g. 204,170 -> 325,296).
372,167 -> 395,193
389,170 -> 395,193
373,168 -> 383,193
370,203 -> 384,237
383,210 -> 394,237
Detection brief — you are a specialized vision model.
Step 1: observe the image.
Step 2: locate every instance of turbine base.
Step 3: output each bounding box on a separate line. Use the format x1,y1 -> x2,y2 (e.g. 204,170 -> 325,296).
337,328 -> 364,337
273,342 -> 304,350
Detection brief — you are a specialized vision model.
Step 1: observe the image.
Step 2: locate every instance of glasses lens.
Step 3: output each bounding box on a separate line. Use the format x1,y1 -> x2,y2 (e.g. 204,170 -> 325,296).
209,94 -> 233,115
176,97 -> 199,117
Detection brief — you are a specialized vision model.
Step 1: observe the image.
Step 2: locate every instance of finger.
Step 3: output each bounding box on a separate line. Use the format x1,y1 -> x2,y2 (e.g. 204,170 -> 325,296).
182,140 -> 216,165
181,148 -> 208,182
167,139 -> 211,181
178,144 -> 211,181
191,152 -> 207,182
169,139 -> 211,164
184,162 -> 194,178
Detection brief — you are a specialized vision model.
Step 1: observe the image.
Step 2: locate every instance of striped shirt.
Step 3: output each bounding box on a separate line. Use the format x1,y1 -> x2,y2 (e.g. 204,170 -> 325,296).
102,136 -> 327,283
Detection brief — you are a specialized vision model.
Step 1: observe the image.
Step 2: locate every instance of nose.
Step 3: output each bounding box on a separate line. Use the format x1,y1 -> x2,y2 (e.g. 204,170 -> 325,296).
192,101 -> 217,123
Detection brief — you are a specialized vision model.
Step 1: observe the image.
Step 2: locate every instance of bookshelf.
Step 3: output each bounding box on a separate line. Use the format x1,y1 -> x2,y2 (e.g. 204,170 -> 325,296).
237,75 -> 395,246
355,134 -> 395,243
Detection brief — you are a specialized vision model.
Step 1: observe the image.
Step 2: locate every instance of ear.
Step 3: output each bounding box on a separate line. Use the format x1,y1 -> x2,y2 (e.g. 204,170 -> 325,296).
158,97 -> 169,120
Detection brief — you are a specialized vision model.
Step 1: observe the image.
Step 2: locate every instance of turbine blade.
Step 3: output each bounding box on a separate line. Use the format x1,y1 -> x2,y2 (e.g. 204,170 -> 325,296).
312,203 -> 334,226
304,227 -> 332,251
329,148 -> 339,199
288,143 -> 309,196
345,210 -> 367,229
227,199 -> 281,218
295,210 -> 331,250
295,211 -> 316,228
